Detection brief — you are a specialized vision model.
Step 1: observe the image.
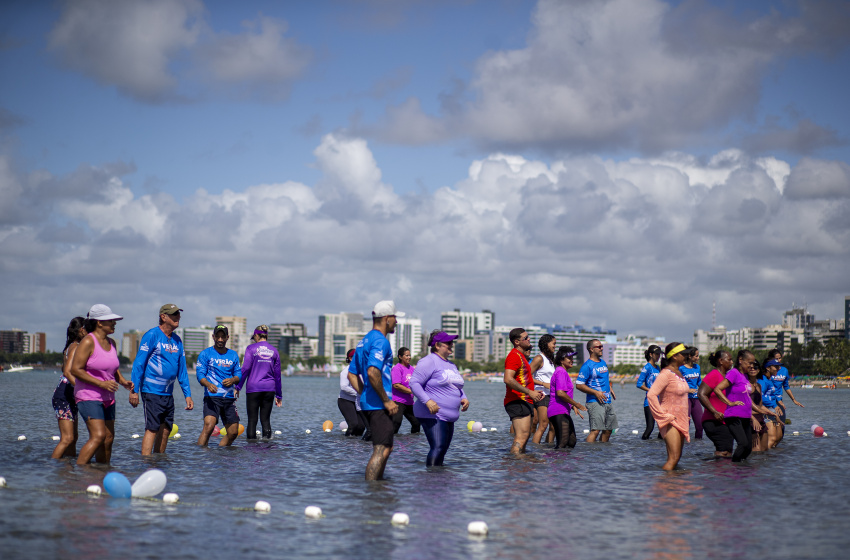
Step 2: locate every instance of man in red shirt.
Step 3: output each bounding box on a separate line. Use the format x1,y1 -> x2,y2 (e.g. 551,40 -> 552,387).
503,328 -> 543,455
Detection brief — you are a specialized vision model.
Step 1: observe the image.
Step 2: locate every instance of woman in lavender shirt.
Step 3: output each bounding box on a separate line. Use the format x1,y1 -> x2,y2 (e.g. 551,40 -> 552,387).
410,331 -> 470,466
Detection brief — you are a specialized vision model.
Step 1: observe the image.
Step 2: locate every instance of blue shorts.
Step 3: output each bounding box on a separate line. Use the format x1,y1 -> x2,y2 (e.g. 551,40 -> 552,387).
78,400 -> 116,422
141,393 -> 175,432
203,396 -> 240,426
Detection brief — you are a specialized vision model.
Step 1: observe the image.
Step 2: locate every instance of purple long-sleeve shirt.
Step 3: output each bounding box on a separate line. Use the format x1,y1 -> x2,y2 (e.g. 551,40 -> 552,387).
410,353 -> 467,423
236,341 -> 282,399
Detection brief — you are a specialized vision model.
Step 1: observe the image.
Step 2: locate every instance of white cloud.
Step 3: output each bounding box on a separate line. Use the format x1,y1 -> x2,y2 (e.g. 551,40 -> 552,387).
48,0 -> 203,102
1,135 -> 847,348
370,0 -> 850,154
48,1 -> 311,102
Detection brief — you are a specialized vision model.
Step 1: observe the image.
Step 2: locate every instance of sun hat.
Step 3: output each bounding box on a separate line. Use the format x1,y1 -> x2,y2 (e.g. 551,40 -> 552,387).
87,304 -> 123,321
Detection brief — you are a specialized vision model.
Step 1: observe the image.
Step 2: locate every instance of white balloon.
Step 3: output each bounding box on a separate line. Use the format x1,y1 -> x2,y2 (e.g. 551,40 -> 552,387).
340,421 -> 348,430
131,469 -> 167,498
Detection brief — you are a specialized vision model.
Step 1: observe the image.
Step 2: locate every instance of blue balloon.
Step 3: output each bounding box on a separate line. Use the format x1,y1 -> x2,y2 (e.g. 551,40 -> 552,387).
103,472 -> 132,499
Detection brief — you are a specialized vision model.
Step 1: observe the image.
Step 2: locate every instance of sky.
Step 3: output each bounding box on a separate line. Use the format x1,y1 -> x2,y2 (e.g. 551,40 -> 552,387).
1,0 -> 849,351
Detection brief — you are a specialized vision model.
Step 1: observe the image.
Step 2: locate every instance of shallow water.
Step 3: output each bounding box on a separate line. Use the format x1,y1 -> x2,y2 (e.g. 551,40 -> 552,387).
1,371 -> 849,559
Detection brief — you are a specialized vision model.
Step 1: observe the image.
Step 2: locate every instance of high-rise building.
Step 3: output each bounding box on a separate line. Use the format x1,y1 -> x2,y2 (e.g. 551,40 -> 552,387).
215,316 -> 249,356
121,330 -> 144,362
387,317 -> 423,358
845,296 -> 850,340
319,312 -> 368,364
694,326 -> 728,355
22,332 -> 46,354
174,326 -> 214,357
440,309 -> 495,339
0,330 -> 25,354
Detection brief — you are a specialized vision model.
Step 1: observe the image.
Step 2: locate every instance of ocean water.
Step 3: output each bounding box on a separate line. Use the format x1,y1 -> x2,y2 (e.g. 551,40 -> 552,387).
1,371 -> 849,559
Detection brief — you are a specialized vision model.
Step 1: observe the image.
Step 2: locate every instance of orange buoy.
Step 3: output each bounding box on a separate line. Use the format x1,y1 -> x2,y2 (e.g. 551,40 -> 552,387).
322,420 -> 334,432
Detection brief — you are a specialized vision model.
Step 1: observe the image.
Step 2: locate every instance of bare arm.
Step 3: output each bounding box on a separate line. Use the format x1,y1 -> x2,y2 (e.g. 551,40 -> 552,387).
392,383 -> 413,395
698,381 -> 722,420
367,366 -> 398,414
712,379 -> 743,407
504,369 -> 543,402
71,337 -> 118,392
555,389 -> 586,411
62,342 -> 79,386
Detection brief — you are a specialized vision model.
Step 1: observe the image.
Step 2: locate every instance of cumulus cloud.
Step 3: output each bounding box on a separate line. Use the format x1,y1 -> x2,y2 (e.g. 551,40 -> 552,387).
371,0 -> 850,154
48,0 -> 203,102
48,1 -> 311,102
2,134 -> 848,346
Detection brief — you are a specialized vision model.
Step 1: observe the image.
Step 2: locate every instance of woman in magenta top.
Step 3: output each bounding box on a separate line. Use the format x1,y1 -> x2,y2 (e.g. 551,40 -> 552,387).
390,347 -> 420,434
71,305 -> 133,465
698,350 -> 733,458
547,346 -> 587,449
647,342 -> 691,471
712,350 -> 756,462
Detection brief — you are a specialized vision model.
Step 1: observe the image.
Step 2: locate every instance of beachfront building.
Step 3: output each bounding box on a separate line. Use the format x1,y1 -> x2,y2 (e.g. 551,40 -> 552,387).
22,332 -> 46,354
319,312 -> 369,364
215,316 -> 249,357
121,330 -> 144,362
387,317 -> 424,359
0,329 -> 25,354
174,326 -> 214,356
612,335 -> 667,366
440,309 -> 495,339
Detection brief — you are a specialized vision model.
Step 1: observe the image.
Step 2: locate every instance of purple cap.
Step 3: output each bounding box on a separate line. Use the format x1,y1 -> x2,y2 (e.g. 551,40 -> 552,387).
765,359 -> 783,368
430,332 -> 458,346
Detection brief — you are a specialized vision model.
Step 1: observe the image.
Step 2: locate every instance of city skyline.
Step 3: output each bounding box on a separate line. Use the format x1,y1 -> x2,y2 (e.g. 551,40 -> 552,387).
2,1 -> 849,353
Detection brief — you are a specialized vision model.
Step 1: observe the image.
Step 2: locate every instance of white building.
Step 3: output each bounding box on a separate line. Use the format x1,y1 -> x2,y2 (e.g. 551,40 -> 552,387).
387,317 -> 423,358
319,312 -> 369,364
441,309 -> 495,339
175,326 -> 214,356
612,335 -> 667,366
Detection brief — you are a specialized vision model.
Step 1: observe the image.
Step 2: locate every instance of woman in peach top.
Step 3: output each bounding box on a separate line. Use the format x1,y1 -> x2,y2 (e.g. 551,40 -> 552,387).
647,342 -> 691,471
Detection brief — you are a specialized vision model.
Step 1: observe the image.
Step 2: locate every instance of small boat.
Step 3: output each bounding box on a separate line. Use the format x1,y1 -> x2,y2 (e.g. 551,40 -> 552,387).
6,365 -> 34,372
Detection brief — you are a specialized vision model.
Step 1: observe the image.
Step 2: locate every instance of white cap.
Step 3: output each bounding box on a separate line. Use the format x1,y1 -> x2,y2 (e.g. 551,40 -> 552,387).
87,304 -> 123,321
372,300 -> 405,318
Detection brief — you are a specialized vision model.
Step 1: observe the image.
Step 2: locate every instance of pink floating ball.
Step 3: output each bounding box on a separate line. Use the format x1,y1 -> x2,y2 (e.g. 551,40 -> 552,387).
814,426 -> 824,438
212,426 -> 221,437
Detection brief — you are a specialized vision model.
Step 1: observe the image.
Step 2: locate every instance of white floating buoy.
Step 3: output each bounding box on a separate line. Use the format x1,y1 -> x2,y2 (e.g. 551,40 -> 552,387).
582,429 -> 590,434
793,431 -> 800,435
162,493 -> 179,504
490,427 -> 498,432
823,432 -> 828,437
275,430 -> 282,435
631,430 -> 639,435
305,506 -> 322,519
132,434 -> 140,439
86,485 -> 101,496
391,512 -> 410,526
256,430 -> 261,435
305,429 -> 312,434
17,435 -> 26,441
467,521 -> 489,536
173,433 -> 181,439
480,428 -> 488,432
52,436 -> 61,441
254,500 -> 271,513
0,477 -> 6,487
324,429 -> 331,433
846,431 -> 850,436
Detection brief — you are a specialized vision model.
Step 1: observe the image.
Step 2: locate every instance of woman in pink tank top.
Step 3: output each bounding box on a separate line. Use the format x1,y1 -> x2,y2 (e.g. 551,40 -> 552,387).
71,305 -> 134,465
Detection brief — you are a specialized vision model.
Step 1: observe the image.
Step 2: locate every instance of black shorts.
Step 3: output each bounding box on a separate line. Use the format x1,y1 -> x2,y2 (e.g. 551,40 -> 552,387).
363,409 -> 394,447
533,395 -> 550,408
702,419 -> 734,453
141,392 -> 175,432
203,396 -> 240,426
504,399 -> 534,420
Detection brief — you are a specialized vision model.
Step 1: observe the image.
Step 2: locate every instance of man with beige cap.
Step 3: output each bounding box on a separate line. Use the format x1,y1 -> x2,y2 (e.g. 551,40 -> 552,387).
130,303 -> 194,455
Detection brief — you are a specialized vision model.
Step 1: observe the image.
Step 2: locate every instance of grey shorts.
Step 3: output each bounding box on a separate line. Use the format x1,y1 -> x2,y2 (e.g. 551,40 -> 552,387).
586,402 -> 618,432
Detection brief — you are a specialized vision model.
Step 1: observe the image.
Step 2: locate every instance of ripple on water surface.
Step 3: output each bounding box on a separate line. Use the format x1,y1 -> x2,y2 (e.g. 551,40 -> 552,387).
1,372 -> 849,559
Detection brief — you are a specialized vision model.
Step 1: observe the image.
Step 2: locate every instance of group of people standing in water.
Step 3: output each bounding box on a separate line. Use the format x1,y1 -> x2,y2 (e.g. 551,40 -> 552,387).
51,303 -> 283,465
49,299 -> 805,478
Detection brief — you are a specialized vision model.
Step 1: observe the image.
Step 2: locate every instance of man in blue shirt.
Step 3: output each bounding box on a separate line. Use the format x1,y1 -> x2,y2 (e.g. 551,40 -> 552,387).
196,325 -> 242,447
348,300 -> 402,481
130,304 -> 194,455
575,339 -> 618,443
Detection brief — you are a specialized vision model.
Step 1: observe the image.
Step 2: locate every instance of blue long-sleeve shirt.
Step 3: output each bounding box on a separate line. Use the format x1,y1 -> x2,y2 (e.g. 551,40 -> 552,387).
131,327 -> 191,398
679,364 -> 701,399
196,347 -> 241,399
636,362 -> 660,407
